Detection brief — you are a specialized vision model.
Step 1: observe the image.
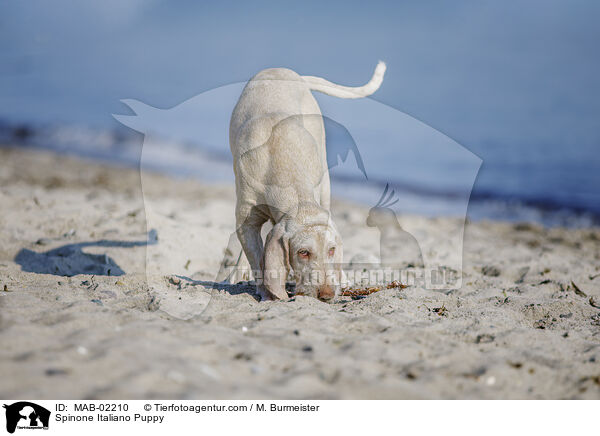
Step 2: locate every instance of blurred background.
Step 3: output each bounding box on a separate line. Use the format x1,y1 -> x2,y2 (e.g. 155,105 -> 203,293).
1,0 -> 599,226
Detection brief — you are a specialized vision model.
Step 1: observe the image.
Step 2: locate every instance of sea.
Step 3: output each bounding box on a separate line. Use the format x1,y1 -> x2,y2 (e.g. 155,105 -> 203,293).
1,101 -> 598,229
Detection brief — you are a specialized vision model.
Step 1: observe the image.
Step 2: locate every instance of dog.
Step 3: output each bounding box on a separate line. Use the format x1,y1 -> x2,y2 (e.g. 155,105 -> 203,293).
229,61 -> 386,301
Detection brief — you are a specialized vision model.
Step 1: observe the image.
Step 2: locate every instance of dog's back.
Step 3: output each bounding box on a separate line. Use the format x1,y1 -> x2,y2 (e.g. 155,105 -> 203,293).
230,62 -> 386,159
230,67 -> 325,160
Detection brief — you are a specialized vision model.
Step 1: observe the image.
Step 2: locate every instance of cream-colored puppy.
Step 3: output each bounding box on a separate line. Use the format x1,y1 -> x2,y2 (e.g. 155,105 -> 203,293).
229,61 -> 386,301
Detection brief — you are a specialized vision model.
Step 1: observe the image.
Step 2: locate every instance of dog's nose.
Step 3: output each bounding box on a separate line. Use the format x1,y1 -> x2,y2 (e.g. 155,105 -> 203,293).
318,285 -> 335,301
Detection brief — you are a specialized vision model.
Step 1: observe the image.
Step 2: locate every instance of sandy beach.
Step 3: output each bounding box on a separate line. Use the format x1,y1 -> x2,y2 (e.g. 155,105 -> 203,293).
1,145 -> 599,399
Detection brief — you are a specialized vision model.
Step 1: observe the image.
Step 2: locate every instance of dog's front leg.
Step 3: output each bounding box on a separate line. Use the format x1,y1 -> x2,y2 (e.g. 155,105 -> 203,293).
235,209 -> 271,299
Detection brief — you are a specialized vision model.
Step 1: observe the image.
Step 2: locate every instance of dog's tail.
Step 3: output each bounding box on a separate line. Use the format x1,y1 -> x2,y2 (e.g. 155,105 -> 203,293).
302,61 -> 386,99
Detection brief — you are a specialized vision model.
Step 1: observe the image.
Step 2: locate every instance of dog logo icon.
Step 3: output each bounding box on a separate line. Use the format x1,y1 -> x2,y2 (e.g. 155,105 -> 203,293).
3,402 -> 50,433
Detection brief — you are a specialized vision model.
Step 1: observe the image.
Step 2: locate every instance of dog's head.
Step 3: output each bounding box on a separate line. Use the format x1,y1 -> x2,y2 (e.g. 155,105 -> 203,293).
262,204 -> 343,301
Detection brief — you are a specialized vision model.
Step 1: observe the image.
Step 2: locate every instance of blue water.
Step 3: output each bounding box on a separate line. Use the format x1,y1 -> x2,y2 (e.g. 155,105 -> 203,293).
1,2 -> 599,227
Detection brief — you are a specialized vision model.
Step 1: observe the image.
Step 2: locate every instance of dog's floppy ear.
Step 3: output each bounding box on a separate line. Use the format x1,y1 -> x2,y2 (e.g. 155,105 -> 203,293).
329,226 -> 345,291
261,221 -> 290,300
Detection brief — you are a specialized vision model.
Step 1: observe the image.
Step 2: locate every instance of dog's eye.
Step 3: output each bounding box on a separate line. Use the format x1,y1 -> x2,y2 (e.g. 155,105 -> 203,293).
298,249 -> 310,259
328,247 -> 336,257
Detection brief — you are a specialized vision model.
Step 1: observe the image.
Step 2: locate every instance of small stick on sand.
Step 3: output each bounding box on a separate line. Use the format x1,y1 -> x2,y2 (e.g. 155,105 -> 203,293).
340,280 -> 407,297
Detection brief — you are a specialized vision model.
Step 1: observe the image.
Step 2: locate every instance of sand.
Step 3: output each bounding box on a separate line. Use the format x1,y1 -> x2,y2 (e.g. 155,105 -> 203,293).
1,145 -> 599,399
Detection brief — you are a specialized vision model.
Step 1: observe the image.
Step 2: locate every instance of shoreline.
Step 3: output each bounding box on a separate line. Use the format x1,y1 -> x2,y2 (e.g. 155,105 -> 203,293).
1,145 -> 599,399
2,121 -> 599,227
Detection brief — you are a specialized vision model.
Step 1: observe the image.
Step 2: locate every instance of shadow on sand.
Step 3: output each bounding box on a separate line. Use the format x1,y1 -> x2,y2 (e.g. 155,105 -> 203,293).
174,275 -> 297,302
173,275 -> 262,301
14,230 -> 158,277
